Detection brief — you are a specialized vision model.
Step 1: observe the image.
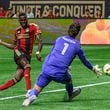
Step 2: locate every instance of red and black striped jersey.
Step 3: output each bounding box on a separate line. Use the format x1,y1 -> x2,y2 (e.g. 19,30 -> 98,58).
14,23 -> 41,56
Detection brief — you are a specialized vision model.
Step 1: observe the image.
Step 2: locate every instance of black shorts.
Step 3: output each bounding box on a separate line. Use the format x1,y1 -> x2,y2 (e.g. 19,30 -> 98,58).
14,50 -> 31,68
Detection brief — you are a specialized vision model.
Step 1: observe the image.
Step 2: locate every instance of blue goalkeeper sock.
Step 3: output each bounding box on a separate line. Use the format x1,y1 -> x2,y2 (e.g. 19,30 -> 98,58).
29,89 -> 39,96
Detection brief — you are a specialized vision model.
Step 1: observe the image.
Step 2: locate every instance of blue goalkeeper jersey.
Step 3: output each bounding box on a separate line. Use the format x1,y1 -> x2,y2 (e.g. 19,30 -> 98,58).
42,35 -> 93,76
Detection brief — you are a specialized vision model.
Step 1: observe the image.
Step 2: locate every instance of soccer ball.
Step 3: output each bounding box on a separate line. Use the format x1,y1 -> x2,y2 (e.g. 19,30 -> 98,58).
103,63 -> 110,75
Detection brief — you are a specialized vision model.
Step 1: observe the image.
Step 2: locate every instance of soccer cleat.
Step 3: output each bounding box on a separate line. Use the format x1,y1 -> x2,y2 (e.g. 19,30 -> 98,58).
22,95 -> 37,107
69,88 -> 81,101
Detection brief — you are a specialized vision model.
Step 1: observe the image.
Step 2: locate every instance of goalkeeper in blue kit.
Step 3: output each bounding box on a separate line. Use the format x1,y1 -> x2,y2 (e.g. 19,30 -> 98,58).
22,22 -> 102,106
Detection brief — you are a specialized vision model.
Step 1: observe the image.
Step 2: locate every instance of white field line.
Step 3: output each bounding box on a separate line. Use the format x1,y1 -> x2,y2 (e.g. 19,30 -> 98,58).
0,58 -> 109,61
0,81 -> 110,101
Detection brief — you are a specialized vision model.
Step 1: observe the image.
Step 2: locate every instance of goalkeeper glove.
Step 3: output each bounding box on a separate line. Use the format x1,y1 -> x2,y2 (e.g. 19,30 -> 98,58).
92,65 -> 102,78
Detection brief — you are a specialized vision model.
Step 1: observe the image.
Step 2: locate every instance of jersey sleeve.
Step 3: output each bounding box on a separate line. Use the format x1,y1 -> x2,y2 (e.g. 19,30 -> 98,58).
77,46 -> 93,70
32,23 -> 42,35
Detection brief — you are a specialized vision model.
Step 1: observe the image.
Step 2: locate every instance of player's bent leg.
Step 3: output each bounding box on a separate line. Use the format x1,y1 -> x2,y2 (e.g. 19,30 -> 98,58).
18,56 -> 31,91
0,68 -> 23,91
64,73 -> 81,101
65,80 -> 73,98
14,51 -> 31,91
65,80 -> 81,101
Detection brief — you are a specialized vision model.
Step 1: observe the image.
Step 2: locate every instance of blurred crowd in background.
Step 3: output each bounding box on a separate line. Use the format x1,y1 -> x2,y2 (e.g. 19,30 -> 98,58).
0,6 -> 103,19
0,6 -> 34,18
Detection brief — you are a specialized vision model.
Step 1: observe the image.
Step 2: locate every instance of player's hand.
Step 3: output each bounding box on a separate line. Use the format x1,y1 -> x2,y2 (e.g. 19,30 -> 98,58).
92,65 -> 102,78
36,51 -> 42,62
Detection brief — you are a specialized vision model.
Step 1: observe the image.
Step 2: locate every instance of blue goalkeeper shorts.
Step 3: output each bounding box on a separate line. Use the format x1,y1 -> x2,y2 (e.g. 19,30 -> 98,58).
36,72 -> 72,88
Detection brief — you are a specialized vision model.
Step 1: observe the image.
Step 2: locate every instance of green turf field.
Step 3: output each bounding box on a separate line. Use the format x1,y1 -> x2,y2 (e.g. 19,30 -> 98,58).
0,45 -> 110,110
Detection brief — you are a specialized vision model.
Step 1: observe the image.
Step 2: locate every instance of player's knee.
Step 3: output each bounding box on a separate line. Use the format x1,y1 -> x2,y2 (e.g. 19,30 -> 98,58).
13,77 -> 21,83
24,64 -> 31,69
19,57 -> 30,69
24,65 -> 31,78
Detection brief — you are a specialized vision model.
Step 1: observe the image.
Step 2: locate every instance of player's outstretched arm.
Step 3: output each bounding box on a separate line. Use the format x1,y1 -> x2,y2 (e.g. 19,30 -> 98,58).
0,39 -> 14,49
78,48 -> 102,77
35,34 -> 43,61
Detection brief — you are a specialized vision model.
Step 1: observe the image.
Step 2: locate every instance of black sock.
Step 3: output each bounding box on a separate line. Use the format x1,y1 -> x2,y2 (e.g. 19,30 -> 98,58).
65,81 -> 73,97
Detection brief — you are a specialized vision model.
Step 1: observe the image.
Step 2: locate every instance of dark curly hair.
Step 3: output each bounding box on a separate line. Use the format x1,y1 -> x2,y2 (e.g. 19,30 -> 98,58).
68,22 -> 81,38
18,12 -> 27,19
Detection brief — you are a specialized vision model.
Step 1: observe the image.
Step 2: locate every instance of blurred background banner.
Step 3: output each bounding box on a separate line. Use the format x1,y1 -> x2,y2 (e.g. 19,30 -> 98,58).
9,0 -> 105,19
0,19 -> 110,44
0,0 -> 110,44
0,0 -> 110,18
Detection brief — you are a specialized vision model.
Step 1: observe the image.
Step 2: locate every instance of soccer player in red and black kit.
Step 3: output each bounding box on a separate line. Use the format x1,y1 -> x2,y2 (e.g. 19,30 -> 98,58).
0,13 -> 43,93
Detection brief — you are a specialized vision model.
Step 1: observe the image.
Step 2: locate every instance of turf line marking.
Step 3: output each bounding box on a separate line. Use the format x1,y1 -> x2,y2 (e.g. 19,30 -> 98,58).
0,58 -> 109,61
1,81 -> 110,101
